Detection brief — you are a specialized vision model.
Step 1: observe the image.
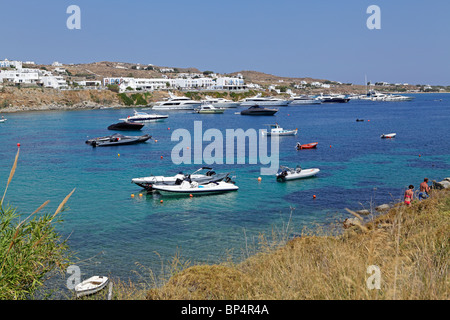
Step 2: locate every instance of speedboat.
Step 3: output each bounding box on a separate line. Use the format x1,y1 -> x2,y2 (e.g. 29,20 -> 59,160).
276,165 -> 320,181
261,124 -> 297,136
296,142 -> 318,150
120,110 -> 168,122
107,121 -> 144,131
241,105 -> 278,116
288,95 -> 322,105
74,276 -> 109,298
131,167 -> 229,191
194,104 -> 225,114
383,94 -> 414,101
380,133 -> 396,139
201,96 -> 239,108
152,92 -> 201,110
317,93 -> 350,103
239,94 -> 289,106
152,179 -> 238,195
86,133 -> 151,147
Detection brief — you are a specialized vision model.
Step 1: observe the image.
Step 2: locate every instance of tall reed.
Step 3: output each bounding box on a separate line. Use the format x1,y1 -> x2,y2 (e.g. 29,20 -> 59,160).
0,145 -> 75,299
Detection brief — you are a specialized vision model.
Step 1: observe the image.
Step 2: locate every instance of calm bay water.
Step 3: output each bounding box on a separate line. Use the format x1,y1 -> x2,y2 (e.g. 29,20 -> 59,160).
1,93 -> 449,284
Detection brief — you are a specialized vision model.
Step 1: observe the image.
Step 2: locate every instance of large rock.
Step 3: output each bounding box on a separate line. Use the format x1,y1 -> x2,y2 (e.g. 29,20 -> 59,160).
433,180 -> 450,189
375,204 -> 391,212
356,209 -> 371,215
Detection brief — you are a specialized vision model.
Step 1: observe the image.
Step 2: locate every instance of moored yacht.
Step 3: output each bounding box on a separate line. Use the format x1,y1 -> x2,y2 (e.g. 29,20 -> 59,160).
288,94 -> 321,105
152,92 -> 201,110
120,110 -> 168,122
317,93 -> 350,103
239,93 -> 289,106
201,96 -> 240,108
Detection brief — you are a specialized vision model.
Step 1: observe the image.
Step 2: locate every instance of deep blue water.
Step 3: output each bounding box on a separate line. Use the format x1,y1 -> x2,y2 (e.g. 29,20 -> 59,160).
0,93 -> 449,284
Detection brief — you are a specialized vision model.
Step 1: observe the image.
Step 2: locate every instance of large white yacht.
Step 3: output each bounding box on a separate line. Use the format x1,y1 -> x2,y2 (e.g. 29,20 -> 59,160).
201,96 -> 240,108
152,92 -> 201,110
239,93 -> 289,106
288,94 -> 321,105
360,90 -> 414,101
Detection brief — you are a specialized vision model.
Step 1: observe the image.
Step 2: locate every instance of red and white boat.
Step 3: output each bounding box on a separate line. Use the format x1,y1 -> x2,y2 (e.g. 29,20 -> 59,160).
380,133 -> 396,139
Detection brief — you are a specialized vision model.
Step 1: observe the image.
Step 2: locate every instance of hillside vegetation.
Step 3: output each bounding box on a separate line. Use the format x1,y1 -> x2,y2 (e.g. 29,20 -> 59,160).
110,189 -> 449,300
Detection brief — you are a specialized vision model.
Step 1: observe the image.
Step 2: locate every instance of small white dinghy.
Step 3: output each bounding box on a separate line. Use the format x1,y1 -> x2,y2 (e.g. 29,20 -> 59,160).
0,118 -> 6,123
276,166 -> 320,181
152,180 -> 238,195
74,276 -> 109,298
380,133 -> 396,139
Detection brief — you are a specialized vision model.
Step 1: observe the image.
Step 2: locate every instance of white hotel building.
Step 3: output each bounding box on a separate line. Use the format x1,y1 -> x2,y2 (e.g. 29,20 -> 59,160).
103,76 -> 246,92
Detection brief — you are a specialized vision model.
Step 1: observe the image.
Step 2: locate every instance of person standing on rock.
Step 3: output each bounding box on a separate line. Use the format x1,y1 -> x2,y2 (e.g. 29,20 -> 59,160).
419,178 -> 430,200
404,185 -> 414,206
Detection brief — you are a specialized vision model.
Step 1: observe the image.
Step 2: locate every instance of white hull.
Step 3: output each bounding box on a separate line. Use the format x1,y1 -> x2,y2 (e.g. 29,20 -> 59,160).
288,100 -> 321,105
0,119 -> 6,123
278,168 -> 320,181
262,129 -> 297,136
381,133 -> 396,138
75,276 -> 109,298
152,104 -> 200,110
210,102 -> 240,108
153,181 -> 238,195
240,100 -> 289,106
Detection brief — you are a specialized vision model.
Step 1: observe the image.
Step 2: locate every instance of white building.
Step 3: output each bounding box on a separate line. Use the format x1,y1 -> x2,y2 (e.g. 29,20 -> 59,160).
0,69 -> 39,84
76,80 -> 102,87
0,59 -> 23,69
41,75 -> 68,89
52,61 -> 63,67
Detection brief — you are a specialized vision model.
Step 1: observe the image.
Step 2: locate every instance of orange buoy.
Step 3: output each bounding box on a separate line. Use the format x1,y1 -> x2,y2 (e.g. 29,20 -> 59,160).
160,200 -> 163,203
329,145 -> 332,148
258,177 -> 262,181
189,194 -> 193,197
155,140 -> 158,143
168,127 -> 170,130
131,194 -> 135,198
160,156 -> 163,159
139,193 -> 143,197
313,195 -> 316,199
17,143 -> 21,147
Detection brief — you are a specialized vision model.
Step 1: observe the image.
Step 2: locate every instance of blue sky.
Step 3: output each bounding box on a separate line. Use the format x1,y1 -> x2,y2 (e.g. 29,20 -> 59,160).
1,0 -> 449,85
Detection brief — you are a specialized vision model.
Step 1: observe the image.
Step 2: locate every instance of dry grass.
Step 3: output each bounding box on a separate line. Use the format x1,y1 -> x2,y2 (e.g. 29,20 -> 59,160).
120,189 -> 449,300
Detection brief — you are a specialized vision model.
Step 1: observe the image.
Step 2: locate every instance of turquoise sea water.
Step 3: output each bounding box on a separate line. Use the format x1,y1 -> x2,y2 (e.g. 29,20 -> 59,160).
0,93 -> 449,283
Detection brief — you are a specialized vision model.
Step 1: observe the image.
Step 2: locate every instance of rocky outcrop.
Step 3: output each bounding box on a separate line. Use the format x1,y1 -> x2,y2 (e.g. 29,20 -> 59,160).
433,179 -> 450,190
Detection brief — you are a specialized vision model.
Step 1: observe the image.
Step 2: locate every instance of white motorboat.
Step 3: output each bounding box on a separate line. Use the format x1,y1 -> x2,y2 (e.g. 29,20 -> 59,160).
131,167 -> 229,191
361,90 -> 414,102
380,133 -> 396,139
74,276 -> 109,298
194,103 -> 225,114
261,124 -> 298,136
288,95 -> 321,105
152,180 -> 238,195
0,118 -> 6,123
239,93 -> 289,106
120,110 -> 168,122
201,96 -> 239,108
152,92 -> 201,110
383,94 -> 414,101
276,166 -> 320,181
